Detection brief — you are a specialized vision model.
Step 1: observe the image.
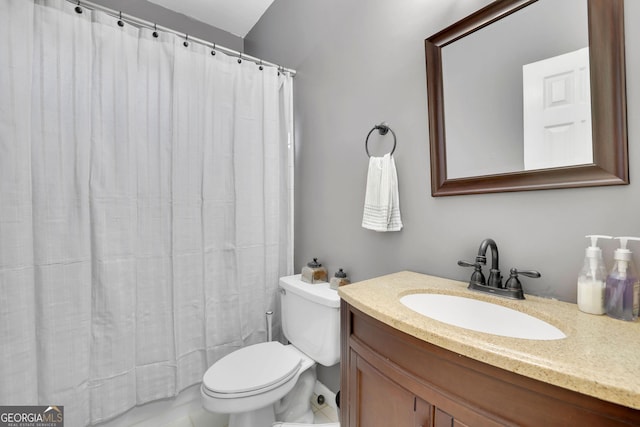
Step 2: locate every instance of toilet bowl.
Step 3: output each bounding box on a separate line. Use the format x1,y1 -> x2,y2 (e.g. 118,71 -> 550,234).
201,342 -> 314,426
201,275 -> 341,427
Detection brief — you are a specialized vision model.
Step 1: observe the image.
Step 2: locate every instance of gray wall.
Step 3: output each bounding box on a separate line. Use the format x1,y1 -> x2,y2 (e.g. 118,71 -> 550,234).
246,0 -> 640,304
90,0 -> 243,52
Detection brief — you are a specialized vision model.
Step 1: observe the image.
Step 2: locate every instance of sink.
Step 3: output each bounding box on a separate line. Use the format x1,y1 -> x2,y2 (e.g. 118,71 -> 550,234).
400,293 -> 566,340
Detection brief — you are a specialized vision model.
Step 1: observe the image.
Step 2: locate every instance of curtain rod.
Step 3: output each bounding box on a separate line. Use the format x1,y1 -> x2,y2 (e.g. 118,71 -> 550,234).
67,0 -> 296,76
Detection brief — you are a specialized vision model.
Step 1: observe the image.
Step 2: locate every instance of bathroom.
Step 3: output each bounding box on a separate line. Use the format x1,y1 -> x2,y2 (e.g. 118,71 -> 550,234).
1,0 -> 638,426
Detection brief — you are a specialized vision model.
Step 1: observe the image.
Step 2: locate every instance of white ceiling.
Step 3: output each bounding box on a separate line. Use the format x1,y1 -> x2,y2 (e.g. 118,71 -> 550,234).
147,0 -> 276,38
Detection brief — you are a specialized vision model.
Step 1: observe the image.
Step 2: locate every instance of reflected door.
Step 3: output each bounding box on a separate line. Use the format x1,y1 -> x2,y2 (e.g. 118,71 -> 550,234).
522,47 -> 592,170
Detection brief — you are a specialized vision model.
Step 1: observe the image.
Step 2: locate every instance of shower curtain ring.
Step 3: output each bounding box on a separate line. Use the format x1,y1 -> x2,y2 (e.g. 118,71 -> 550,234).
117,11 -> 124,27
152,23 -> 158,38
211,43 -> 216,56
75,0 -> 83,13
238,53 -> 242,64
259,60 -> 263,71
183,34 -> 189,47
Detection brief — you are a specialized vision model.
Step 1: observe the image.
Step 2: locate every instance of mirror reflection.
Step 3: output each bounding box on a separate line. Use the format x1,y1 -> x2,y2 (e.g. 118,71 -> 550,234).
442,0 -> 590,179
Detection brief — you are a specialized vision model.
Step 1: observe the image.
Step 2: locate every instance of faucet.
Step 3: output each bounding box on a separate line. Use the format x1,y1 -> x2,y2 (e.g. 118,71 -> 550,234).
478,238 -> 502,288
458,238 -> 540,300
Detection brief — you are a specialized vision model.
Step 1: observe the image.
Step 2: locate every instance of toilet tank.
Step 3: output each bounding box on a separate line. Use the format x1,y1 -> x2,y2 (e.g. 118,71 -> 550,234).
279,274 -> 340,366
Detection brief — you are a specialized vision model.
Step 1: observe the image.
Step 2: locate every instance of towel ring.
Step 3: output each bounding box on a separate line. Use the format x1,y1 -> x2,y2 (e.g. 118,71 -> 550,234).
365,123 -> 396,157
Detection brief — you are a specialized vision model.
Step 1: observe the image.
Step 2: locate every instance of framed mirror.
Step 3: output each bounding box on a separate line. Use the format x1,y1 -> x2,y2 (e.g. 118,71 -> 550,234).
425,0 -> 628,196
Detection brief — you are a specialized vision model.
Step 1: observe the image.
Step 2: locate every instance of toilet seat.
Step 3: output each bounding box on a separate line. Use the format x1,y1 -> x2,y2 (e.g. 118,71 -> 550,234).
203,341 -> 302,398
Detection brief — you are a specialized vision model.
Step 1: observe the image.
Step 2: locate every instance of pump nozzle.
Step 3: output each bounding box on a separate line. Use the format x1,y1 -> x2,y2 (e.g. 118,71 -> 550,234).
586,235 -> 612,247
615,236 -> 640,250
584,235 -> 611,280
612,237 -> 640,278
584,235 -> 610,262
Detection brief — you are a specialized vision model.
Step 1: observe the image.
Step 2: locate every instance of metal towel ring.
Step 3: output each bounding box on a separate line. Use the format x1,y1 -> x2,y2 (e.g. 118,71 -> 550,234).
365,123 -> 396,157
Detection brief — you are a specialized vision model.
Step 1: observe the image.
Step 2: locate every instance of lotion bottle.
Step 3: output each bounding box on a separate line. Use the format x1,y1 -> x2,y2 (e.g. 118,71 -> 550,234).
605,237 -> 640,321
577,235 -> 611,315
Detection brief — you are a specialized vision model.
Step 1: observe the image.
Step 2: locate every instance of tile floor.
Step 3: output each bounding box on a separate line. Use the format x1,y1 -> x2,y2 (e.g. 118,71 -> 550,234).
158,398 -> 339,427
131,383 -> 340,427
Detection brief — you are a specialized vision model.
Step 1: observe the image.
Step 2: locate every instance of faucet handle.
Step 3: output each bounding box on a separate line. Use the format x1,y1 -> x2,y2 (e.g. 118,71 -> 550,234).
457,260 -> 476,268
512,269 -> 541,279
505,268 -> 540,291
458,260 -> 486,286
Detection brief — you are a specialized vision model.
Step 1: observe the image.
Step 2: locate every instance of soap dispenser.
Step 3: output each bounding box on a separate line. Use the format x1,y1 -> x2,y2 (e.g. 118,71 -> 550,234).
605,237 -> 640,321
301,258 -> 328,284
577,235 -> 611,315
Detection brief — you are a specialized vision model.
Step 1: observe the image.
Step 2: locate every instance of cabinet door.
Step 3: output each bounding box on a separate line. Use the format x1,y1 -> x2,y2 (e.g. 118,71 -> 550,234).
434,408 -> 453,427
350,351 -> 416,426
415,397 -> 433,427
434,408 -> 470,427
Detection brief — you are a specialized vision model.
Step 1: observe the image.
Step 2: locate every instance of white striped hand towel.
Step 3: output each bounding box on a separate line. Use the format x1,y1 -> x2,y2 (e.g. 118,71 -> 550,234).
362,154 -> 403,232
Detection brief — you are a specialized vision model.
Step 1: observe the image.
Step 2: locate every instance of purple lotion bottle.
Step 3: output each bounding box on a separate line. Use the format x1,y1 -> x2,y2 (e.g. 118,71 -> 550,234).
605,237 -> 640,321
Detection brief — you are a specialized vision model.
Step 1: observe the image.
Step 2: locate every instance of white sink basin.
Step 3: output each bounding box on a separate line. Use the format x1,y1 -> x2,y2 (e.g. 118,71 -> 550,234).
400,293 -> 566,340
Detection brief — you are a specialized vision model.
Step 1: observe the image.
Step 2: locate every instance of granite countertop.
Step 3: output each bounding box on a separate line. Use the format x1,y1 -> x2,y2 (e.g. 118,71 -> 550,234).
338,271 -> 640,410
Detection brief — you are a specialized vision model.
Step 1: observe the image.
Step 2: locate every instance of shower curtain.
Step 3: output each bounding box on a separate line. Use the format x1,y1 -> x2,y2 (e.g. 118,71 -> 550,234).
0,0 -> 294,425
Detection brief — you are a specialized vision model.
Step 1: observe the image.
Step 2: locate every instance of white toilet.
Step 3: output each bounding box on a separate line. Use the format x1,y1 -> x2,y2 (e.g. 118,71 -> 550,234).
201,274 -> 341,427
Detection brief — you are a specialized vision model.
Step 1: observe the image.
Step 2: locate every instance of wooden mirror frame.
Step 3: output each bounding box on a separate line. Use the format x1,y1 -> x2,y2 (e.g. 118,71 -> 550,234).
425,0 -> 628,197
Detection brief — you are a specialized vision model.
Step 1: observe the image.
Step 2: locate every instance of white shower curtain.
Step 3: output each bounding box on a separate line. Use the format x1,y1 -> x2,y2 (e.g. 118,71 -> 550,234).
0,0 -> 294,425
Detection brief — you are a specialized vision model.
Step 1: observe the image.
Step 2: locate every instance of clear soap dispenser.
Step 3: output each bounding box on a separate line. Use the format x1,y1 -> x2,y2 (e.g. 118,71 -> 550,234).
605,237 -> 640,321
577,235 -> 611,315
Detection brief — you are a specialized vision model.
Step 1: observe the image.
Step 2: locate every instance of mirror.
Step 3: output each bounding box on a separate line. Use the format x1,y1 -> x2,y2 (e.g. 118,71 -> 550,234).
425,0 -> 628,196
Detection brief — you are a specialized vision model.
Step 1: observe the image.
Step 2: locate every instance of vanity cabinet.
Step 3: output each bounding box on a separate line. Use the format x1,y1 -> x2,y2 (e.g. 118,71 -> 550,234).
340,301 -> 640,427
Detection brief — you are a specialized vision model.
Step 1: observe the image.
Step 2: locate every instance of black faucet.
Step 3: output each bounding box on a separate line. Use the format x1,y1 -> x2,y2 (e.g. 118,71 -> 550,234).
478,238 -> 502,288
458,238 -> 540,300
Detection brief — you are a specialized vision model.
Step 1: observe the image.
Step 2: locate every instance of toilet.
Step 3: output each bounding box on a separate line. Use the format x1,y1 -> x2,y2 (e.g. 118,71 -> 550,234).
201,274 -> 341,427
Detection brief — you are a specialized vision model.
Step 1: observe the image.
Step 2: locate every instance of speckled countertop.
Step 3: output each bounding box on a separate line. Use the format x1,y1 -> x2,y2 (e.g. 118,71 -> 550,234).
338,271 -> 640,410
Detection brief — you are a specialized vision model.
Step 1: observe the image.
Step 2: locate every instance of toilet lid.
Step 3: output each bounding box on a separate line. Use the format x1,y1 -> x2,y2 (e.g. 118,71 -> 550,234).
203,341 -> 302,395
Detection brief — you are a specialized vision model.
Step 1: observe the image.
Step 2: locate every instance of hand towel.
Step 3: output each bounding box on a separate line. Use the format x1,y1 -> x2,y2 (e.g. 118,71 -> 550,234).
362,153 -> 403,232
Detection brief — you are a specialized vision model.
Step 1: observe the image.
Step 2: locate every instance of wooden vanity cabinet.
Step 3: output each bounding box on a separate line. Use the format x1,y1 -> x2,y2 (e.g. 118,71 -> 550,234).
340,301 -> 640,427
